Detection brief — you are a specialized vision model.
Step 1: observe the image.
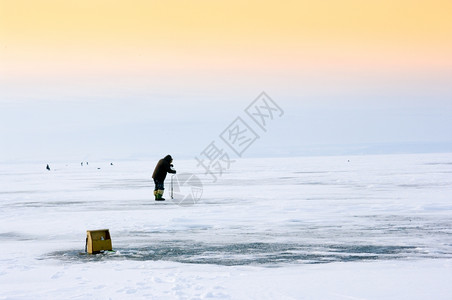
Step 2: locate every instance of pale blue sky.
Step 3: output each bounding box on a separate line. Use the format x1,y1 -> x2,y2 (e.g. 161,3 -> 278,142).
1,70 -> 451,163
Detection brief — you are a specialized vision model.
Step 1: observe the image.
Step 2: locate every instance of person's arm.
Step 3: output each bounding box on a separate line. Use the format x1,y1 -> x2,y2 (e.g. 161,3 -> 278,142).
167,162 -> 176,174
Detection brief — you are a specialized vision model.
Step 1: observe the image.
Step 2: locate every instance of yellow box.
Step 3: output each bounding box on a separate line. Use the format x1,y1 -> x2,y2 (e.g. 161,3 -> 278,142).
86,229 -> 112,254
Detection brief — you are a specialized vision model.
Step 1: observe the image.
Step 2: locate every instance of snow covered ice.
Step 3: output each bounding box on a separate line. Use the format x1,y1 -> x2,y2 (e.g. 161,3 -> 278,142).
1,153 -> 452,299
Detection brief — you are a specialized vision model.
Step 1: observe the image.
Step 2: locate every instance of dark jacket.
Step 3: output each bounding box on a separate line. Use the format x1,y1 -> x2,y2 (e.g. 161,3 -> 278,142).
152,155 -> 176,181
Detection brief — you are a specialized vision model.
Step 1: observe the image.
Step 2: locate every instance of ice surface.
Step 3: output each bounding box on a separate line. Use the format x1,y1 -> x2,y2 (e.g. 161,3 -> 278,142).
1,153 -> 452,299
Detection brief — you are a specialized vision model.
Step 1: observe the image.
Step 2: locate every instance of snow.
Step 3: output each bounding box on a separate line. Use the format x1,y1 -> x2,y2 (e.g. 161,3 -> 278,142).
1,153 -> 452,299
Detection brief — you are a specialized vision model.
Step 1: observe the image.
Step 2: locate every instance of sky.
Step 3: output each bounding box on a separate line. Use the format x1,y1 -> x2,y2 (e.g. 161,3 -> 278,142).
0,0 -> 451,163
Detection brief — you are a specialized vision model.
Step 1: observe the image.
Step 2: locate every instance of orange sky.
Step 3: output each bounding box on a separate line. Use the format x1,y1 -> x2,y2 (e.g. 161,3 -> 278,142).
1,0 -> 451,161
1,0 -> 451,79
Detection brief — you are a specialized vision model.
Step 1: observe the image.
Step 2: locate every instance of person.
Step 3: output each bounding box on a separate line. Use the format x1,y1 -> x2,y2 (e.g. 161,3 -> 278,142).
46,164 -> 50,171
152,155 -> 176,201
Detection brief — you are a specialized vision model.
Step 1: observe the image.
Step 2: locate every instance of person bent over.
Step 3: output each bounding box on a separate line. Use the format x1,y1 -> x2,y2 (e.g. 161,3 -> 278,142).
152,155 -> 176,201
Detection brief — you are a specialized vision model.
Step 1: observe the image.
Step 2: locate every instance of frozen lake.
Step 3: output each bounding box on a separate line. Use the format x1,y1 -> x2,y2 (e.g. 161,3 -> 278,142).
1,153 -> 452,299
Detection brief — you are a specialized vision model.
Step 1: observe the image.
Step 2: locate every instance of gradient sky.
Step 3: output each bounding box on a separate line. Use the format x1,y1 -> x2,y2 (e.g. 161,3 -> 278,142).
1,0 -> 451,162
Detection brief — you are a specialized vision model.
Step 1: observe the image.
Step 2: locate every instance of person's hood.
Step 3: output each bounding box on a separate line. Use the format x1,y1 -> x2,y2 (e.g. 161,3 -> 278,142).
163,155 -> 173,162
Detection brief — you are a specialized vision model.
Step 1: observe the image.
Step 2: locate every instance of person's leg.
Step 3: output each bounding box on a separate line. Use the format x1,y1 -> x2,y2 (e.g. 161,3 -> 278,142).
154,179 -> 160,200
154,180 -> 165,200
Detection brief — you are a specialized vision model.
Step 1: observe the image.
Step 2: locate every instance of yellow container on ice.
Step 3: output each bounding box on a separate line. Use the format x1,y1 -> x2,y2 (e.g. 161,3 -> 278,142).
86,229 -> 112,254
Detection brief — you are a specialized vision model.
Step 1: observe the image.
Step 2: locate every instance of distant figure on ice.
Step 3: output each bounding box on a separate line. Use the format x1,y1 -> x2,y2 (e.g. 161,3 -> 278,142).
46,164 -> 50,171
152,155 -> 176,201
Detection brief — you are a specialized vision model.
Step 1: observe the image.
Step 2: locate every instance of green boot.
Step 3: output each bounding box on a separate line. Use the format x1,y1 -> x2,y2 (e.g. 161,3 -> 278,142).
155,189 -> 165,201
